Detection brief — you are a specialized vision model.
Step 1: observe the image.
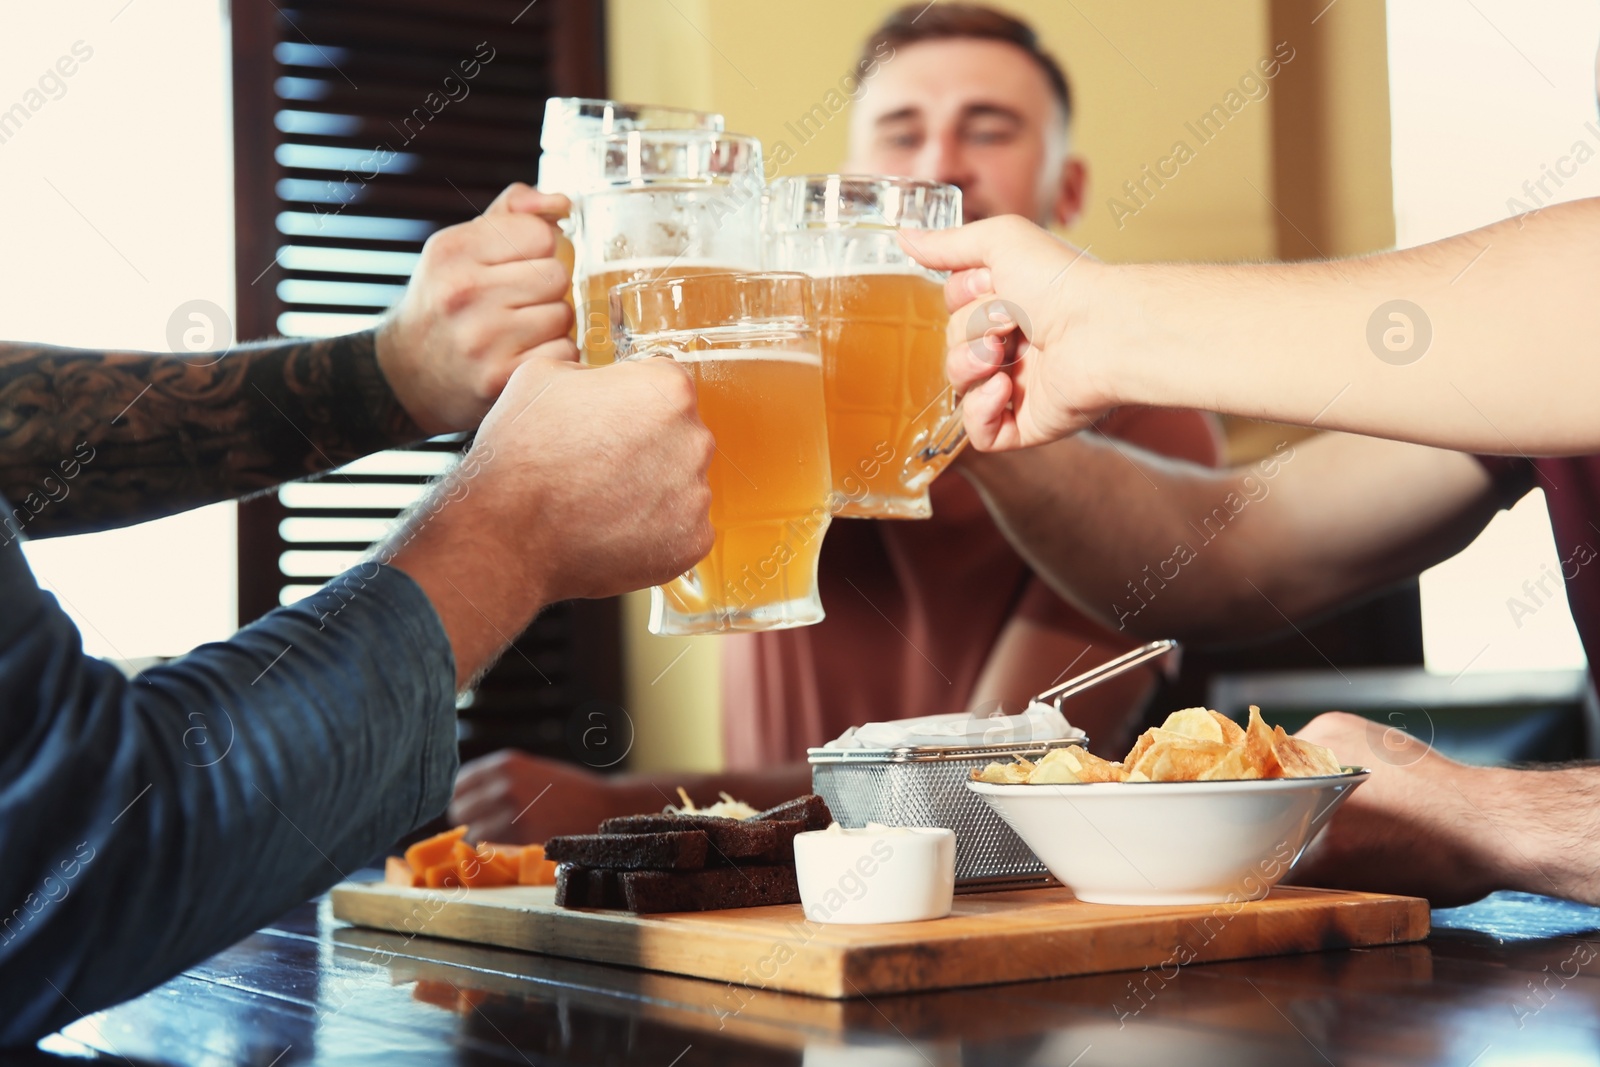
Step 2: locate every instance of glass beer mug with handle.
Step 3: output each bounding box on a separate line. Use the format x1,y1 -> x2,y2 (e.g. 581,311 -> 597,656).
537,98 -> 725,197
613,272 -> 834,636
766,174 -> 966,519
573,130 -> 765,365
536,99 -> 725,340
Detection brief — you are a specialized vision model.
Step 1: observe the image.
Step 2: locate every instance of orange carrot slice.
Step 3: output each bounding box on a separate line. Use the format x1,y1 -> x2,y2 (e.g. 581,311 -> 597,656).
405,825 -> 468,873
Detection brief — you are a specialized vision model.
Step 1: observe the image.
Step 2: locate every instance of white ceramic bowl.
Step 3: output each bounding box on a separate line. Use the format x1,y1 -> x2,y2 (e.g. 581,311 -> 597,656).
793,826 -> 955,924
968,771 -> 1367,905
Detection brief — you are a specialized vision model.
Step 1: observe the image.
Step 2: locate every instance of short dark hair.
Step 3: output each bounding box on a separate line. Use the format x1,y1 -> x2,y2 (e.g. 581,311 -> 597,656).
859,3 -> 1073,123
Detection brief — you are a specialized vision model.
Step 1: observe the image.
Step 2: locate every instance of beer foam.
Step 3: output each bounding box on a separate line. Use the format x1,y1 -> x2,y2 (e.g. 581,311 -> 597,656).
667,348 -> 822,366
583,258 -> 746,278
796,263 -> 932,280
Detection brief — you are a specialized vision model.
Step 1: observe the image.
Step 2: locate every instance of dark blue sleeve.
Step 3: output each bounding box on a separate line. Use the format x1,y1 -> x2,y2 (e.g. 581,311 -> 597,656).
0,508 -> 458,1044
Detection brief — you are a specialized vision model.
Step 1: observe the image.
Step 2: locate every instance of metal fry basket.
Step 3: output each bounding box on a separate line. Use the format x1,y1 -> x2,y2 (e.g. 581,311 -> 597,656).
805,641 -> 1181,888
807,738 -> 1087,887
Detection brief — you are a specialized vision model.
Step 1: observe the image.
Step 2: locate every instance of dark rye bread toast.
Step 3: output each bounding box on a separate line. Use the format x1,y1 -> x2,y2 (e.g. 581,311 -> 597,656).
544,830 -> 708,871
552,795 -> 830,913
753,794 -> 832,831
620,866 -> 800,914
554,865 -> 626,909
597,813 -> 806,864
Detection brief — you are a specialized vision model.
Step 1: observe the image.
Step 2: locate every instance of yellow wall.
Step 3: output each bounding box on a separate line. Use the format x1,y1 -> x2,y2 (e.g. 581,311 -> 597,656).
605,0 -> 1394,770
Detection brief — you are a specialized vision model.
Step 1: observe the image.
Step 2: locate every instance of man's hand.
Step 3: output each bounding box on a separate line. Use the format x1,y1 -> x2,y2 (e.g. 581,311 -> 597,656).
905,216 -> 1109,451
1289,712 -> 1523,906
450,750 -> 630,843
385,356 -> 715,686
377,183 -> 576,435
476,357 -> 716,602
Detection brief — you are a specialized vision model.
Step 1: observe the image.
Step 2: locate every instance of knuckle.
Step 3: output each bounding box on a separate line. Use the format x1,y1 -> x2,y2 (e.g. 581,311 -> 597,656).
547,298 -> 575,336
424,224 -> 465,260
693,426 -> 715,468
441,278 -> 481,317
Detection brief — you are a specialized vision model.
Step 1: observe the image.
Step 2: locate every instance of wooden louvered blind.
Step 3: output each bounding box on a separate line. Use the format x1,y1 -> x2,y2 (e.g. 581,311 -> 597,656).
230,0 -> 621,762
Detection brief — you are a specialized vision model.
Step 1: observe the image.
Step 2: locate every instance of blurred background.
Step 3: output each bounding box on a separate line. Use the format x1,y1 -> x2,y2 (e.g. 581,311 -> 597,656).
3,0 -> 1594,774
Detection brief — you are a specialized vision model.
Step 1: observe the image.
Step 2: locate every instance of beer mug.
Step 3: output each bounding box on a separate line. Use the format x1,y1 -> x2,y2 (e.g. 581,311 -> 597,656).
536,100 -> 725,340
614,272 -> 833,636
766,175 -> 965,519
537,98 -> 725,197
573,131 -> 764,365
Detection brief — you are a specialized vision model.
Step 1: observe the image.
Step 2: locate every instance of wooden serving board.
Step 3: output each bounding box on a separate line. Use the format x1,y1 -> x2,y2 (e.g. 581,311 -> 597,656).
330,881 -> 1428,999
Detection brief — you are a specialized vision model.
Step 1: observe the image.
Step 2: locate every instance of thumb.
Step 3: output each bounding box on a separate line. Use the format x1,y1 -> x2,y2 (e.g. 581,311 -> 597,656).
488,182 -> 571,221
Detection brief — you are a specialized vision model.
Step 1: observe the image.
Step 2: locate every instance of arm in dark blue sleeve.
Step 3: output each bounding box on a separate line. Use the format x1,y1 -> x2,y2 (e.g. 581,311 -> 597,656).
0,516 -> 458,1044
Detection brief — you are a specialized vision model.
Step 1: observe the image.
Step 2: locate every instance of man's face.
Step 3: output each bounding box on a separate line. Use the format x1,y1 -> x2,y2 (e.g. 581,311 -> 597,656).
845,38 -> 1085,225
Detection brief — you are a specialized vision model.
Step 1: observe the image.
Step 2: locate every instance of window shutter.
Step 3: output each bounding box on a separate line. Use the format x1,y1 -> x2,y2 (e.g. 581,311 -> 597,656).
230,0 -> 619,762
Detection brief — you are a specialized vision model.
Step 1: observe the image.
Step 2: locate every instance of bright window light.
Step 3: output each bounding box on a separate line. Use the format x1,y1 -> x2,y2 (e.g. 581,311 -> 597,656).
1388,0 -> 1595,674
1,1 -> 236,661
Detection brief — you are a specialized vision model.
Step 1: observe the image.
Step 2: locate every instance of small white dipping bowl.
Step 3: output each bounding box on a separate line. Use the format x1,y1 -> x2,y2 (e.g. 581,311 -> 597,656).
968,771 -> 1368,906
793,826 -> 955,924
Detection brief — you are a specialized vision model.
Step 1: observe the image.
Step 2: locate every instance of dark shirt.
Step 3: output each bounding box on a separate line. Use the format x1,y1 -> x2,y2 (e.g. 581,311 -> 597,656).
0,501 -> 457,1044
1477,456 -> 1600,665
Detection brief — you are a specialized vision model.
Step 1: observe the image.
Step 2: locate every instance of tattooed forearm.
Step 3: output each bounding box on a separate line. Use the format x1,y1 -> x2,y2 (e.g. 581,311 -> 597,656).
0,330 -> 422,537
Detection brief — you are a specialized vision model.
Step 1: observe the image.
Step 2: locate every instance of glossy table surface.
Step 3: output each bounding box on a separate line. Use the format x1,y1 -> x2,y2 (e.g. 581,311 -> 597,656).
16,880 -> 1600,1067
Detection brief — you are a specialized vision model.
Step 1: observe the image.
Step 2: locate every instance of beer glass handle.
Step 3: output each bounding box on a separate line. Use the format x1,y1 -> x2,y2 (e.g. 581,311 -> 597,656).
916,396 -> 968,464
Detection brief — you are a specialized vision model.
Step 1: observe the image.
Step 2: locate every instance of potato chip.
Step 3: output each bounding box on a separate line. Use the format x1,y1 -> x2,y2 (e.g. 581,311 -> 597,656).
1272,727 -> 1344,777
1131,737 -> 1234,782
1123,728 -> 1158,769
1197,745 -> 1265,781
1029,748 -> 1082,784
972,758 -> 1035,784
1160,707 -> 1225,743
1071,748 -> 1129,784
1211,710 -> 1247,745
1243,706 -> 1284,779
973,705 -> 1343,785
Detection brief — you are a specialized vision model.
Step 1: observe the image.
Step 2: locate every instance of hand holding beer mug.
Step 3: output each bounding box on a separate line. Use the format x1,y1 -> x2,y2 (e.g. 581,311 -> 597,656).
536,99 -> 726,339
613,272 -> 833,635
766,175 -> 965,519
574,131 -> 764,365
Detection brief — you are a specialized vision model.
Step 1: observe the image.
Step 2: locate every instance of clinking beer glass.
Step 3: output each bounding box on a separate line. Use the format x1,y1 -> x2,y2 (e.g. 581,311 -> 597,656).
573,130 -> 765,366
766,175 -> 966,519
613,272 -> 833,635
536,99 -> 726,339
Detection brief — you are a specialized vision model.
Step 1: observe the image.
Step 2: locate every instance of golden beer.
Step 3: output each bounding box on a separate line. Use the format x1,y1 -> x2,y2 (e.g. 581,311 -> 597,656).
572,133 -> 765,366
555,230 -> 576,341
576,261 -> 741,366
812,269 -> 952,518
765,175 -> 964,519
537,101 -> 725,343
656,350 -> 832,630
614,272 -> 832,635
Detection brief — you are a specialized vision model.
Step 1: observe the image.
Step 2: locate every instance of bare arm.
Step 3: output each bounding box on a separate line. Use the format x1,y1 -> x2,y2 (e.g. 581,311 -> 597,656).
0,332 -> 419,537
961,432 -> 1508,644
914,201 -> 1600,456
1291,712 -> 1600,907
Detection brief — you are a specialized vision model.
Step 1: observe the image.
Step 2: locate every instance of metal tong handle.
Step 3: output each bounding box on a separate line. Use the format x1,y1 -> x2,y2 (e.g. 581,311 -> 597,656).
1032,639 -> 1180,712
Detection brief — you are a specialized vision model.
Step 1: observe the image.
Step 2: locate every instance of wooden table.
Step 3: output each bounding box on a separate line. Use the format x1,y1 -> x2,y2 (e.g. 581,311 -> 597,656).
16,879 -> 1600,1066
